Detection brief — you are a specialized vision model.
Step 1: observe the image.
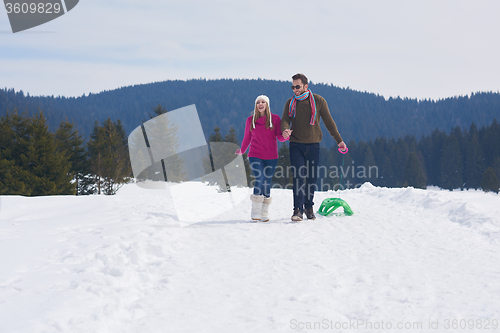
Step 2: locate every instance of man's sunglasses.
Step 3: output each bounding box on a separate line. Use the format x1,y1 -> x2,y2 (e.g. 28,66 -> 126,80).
291,85 -> 303,90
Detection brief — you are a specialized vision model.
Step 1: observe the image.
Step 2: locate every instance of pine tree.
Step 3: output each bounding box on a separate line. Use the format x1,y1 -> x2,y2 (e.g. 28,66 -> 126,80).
482,119 -> 500,170
205,126 -> 249,191
224,127 -> 239,144
341,140 -> 357,189
149,104 -> 168,118
440,135 -> 463,190
317,146 -> 337,191
55,120 -> 90,195
25,112 -> 75,195
403,152 -> 427,189
0,110 -> 30,194
422,129 -> 446,186
138,104 -> 187,183
481,167 -> 499,193
0,110 -> 74,195
221,126 -> 248,188
463,123 -> 484,189
371,137 -> 391,187
378,154 -> 395,187
361,144 -> 377,185
0,159 -> 32,195
209,126 -> 224,142
274,142 -> 292,188
494,157 -> 500,185
87,118 -> 131,195
389,138 -> 410,187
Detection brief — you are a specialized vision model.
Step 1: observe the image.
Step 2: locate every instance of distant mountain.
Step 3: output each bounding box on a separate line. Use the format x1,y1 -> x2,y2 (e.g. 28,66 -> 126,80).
1,79 -> 499,146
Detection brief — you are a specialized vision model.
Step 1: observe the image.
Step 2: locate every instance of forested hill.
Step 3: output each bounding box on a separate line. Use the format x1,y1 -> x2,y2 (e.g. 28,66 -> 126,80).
1,79 -> 499,145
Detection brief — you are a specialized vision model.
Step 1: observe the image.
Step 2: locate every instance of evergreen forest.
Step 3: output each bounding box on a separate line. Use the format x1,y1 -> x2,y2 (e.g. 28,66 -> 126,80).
2,78 -> 500,145
1,79 -> 499,195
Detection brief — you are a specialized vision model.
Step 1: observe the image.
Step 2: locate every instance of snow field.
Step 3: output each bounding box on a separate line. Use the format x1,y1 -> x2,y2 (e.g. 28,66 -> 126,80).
0,182 -> 499,332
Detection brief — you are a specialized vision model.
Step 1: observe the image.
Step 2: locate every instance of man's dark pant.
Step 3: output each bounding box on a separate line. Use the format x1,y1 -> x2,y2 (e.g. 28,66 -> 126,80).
289,142 -> 320,212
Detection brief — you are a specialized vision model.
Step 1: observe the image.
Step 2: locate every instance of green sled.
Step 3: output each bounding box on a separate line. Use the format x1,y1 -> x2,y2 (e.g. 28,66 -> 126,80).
317,198 -> 354,216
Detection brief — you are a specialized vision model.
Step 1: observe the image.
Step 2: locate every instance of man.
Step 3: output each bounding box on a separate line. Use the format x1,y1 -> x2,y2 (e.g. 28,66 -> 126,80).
281,73 -> 347,221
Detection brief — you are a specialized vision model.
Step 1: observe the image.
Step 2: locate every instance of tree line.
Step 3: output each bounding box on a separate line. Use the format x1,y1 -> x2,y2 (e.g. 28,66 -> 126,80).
205,119 -> 500,193
0,109 -> 130,195
289,120 -> 499,193
2,79 -> 500,145
1,106 -> 499,196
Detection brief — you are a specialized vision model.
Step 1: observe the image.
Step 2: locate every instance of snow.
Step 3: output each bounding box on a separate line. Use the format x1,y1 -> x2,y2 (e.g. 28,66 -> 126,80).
1,182 -> 499,332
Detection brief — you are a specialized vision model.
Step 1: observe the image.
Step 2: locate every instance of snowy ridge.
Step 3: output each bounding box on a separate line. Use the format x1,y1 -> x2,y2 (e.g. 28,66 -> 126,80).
355,183 -> 500,244
1,183 -> 499,332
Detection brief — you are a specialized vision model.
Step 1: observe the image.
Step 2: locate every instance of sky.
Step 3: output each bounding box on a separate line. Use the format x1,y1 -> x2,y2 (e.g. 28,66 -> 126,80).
1,0 -> 500,100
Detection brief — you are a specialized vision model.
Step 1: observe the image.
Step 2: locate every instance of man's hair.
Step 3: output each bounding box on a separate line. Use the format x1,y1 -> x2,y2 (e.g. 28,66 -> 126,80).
292,73 -> 308,85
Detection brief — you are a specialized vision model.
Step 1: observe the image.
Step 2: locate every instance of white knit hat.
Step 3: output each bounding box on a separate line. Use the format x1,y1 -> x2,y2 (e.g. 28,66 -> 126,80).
253,95 -> 273,129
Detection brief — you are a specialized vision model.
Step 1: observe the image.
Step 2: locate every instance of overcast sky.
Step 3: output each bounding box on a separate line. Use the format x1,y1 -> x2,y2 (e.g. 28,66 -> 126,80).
1,0 -> 499,100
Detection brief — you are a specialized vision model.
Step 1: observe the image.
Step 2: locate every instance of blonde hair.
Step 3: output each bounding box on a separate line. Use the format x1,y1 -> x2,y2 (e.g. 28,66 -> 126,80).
251,97 -> 272,131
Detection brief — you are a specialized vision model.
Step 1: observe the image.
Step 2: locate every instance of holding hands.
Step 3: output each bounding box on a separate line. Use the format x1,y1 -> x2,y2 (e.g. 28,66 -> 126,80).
282,129 -> 293,140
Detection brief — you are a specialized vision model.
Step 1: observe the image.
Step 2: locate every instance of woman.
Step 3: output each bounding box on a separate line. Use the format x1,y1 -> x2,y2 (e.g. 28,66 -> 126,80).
236,95 -> 291,222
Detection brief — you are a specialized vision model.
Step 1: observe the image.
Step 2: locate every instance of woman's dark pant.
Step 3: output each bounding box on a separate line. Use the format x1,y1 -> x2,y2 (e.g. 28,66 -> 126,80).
249,157 -> 278,198
289,142 -> 320,212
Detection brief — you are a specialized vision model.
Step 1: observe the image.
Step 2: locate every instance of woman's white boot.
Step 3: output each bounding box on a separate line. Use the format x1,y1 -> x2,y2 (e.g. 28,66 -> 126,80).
250,194 -> 264,221
261,196 -> 272,222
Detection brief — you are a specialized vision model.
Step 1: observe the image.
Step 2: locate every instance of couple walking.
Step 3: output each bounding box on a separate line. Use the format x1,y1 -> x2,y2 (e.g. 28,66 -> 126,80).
236,73 -> 347,222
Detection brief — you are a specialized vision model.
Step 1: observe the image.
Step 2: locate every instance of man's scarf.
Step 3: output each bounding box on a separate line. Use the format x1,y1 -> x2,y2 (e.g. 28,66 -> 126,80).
288,89 -> 317,125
